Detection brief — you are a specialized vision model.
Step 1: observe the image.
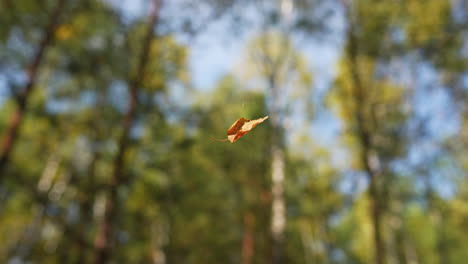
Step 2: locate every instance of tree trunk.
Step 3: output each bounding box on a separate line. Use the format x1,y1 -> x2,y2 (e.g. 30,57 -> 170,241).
241,212 -> 255,264
395,225 -> 408,264
271,142 -> 286,264
343,3 -> 386,263
269,76 -> 286,264
367,169 -> 385,264
92,1 -> 161,263
0,0 -> 66,175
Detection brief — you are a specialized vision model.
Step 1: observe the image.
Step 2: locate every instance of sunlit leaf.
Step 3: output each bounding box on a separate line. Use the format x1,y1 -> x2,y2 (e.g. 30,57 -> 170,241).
211,116 -> 269,143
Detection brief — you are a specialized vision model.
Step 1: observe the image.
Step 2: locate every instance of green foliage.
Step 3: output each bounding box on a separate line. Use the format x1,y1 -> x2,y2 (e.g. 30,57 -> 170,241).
1,0 -> 468,263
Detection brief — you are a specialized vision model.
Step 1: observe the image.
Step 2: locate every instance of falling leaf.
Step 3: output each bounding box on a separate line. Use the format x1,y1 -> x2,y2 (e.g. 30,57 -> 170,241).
211,116 -> 269,143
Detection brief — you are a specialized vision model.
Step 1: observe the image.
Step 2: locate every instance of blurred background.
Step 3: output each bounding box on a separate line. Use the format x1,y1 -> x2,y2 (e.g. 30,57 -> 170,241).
1,0 -> 468,263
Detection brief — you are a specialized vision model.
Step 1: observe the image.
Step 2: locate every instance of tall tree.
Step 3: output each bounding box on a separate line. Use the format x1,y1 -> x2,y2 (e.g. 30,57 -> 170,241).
403,1 -> 468,262
244,30 -> 312,263
92,0 -> 161,263
334,1 -> 407,263
345,15 -> 386,264
0,0 -> 66,174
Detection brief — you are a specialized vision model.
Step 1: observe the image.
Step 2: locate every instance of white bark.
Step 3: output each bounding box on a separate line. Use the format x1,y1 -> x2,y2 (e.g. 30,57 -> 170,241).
271,145 -> 286,240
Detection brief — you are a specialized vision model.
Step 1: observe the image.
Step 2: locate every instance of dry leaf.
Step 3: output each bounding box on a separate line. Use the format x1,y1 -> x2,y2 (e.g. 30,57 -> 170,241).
211,116 -> 269,143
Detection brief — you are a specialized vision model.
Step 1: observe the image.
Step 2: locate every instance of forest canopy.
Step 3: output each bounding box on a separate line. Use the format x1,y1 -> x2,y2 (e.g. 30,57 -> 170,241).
1,0 -> 468,263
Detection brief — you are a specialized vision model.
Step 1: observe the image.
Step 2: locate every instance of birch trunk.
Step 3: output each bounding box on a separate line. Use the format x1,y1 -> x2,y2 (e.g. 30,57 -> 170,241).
271,143 -> 285,264
269,78 -> 286,264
